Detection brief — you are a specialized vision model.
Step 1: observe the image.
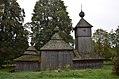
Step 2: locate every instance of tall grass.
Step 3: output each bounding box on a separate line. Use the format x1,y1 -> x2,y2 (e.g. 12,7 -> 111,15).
0,65 -> 119,79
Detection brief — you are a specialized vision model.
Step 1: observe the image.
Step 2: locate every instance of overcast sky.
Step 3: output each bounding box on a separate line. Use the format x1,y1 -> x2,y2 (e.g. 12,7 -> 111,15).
17,0 -> 119,32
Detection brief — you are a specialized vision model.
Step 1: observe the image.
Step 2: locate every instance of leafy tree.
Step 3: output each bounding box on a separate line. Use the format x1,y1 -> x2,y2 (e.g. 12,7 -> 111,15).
114,26 -> 119,55
31,0 -> 73,50
112,56 -> 119,76
109,30 -> 116,48
0,0 -> 28,67
112,26 -> 119,76
93,29 -> 113,59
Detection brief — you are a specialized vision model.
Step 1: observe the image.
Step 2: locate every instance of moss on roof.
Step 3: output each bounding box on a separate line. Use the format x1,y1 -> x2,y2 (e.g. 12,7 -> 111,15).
14,55 -> 40,61
73,52 -> 103,60
24,46 -> 38,55
27,46 -> 37,51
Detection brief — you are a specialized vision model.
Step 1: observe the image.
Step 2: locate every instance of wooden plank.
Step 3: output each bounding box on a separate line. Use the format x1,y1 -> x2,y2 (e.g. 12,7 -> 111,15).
41,50 -> 73,70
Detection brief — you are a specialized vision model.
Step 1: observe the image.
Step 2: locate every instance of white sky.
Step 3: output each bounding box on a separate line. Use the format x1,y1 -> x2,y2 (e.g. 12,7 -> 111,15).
17,0 -> 119,32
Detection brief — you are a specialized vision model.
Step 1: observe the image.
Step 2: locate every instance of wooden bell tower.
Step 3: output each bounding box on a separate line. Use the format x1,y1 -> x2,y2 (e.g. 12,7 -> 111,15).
74,10 -> 93,55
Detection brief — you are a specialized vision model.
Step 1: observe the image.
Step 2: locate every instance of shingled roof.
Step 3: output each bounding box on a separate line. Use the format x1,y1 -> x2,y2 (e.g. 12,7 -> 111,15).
24,46 -> 37,55
40,32 -> 73,50
75,18 -> 93,28
27,46 -> 37,51
14,55 -> 40,61
74,10 -> 93,29
15,46 -> 39,61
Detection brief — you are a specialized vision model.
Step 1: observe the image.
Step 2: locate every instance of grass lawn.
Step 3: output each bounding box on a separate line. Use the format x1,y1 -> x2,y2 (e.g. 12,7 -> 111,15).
0,65 -> 119,79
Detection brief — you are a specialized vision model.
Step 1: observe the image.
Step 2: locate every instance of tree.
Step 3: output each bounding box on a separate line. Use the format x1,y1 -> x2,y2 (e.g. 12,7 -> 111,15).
115,26 -> 119,55
31,0 -> 73,50
0,0 -> 3,5
112,26 -> 119,76
93,29 -> 113,59
0,0 -> 28,66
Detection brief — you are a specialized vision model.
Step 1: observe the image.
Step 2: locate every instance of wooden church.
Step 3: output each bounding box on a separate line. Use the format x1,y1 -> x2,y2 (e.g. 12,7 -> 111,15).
15,10 -> 103,71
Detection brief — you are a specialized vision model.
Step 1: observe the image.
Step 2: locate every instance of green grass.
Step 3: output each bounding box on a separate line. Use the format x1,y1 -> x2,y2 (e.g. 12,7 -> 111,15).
0,65 -> 119,79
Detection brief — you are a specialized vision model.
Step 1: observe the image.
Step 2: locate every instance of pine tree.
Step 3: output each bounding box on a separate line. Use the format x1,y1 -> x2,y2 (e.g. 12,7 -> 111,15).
31,0 -> 73,50
0,0 -> 28,66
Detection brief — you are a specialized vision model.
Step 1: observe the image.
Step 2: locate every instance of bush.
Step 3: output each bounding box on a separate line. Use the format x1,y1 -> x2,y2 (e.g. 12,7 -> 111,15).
112,56 -> 119,76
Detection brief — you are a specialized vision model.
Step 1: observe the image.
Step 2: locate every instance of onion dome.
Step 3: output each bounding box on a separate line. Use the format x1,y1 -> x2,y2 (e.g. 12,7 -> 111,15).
79,10 -> 85,18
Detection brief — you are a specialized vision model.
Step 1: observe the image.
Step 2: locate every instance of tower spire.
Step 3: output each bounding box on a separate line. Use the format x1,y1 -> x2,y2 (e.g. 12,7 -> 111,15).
81,4 -> 82,11
79,4 -> 85,18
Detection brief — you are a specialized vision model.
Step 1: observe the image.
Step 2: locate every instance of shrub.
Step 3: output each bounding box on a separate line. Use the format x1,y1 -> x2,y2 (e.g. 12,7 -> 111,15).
112,56 -> 119,76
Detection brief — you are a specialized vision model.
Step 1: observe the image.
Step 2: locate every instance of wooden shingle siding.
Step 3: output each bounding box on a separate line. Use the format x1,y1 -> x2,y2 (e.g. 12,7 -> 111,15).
16,61 -> 40,71
41,50 -> 73,70
73,59 -> 103,69
76,28 -> 92,37
76,37 -> 93,54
